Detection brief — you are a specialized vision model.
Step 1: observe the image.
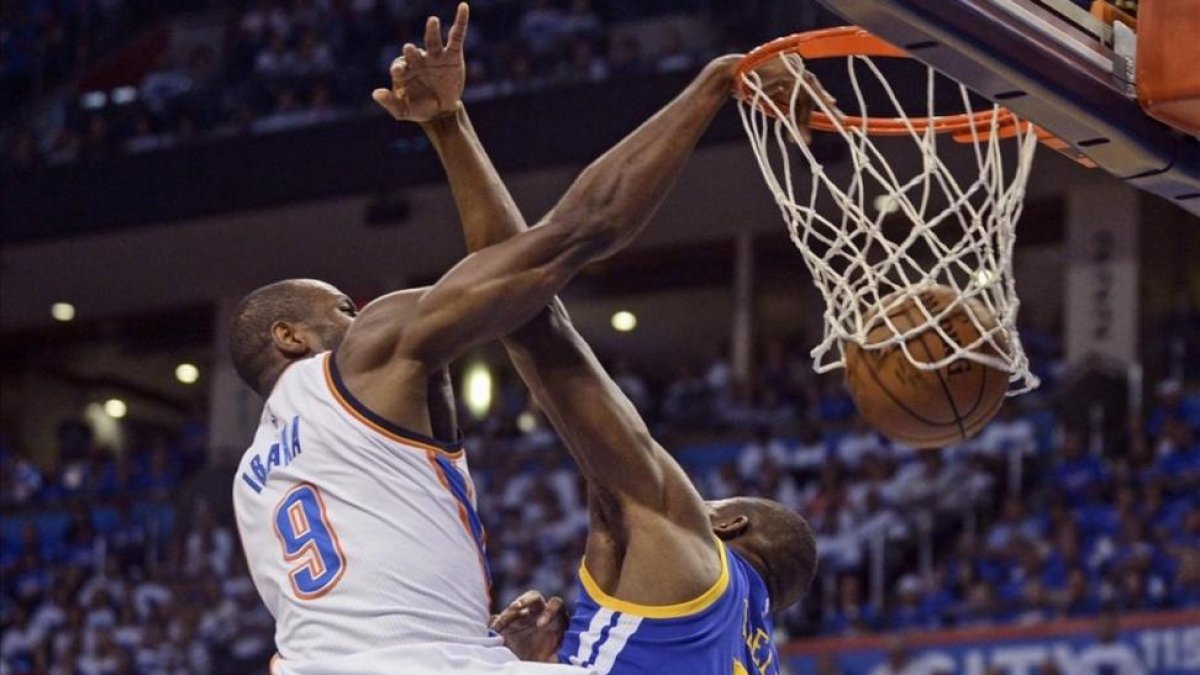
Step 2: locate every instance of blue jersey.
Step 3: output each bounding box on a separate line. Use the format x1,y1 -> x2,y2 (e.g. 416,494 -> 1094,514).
558,539 -> 779,675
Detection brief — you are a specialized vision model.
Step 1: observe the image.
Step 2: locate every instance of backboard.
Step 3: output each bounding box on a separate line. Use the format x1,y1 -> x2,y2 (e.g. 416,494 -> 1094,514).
810,0 -> 1200,216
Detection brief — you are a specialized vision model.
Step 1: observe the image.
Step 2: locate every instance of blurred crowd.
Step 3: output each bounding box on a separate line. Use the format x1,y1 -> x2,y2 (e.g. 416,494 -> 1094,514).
0,423 -> 279,674
4,0 -> 797,171
3,344 -> 1199,672
467,341 -> 1200,638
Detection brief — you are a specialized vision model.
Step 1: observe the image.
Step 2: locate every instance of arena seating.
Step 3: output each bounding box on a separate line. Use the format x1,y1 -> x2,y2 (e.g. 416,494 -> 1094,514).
3,0 -> 784,171
3,337 -> 1197,672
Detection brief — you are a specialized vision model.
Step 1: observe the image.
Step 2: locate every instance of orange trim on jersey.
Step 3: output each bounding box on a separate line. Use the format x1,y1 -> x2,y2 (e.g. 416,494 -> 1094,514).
272,482 -> 348,601
425,450 -> 493,604
322,354 -> 465,459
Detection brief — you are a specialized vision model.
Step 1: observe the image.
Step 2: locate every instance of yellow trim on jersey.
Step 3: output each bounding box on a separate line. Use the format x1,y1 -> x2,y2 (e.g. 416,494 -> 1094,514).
322,354 -> 465,459
579,537 -> 730,619
733,661 -> 749,675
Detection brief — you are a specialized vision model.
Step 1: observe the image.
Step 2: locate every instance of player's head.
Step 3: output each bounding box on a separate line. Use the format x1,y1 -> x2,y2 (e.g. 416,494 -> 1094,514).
707,496 -> 816,611
229,279 -> 358,395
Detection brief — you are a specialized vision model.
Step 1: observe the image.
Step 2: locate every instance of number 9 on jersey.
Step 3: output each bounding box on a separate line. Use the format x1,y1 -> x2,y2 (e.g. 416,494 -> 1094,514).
274,483 -> 346,599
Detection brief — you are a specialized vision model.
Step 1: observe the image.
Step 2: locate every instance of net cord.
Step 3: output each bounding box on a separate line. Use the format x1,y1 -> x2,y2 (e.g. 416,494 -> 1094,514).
737,52 -> 1041,394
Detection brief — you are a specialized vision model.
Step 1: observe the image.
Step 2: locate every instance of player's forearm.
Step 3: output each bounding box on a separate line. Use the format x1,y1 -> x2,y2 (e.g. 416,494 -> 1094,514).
400,58 -> 739,366
421,105 -> 529,251
490,52 -> 743,355
501,301 -> 668,505
544,55 -> 740,259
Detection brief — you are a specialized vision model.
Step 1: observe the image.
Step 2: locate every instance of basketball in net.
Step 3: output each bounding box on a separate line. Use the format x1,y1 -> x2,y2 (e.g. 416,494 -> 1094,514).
845,286 -> 1009,448
735,27 -> 1044,447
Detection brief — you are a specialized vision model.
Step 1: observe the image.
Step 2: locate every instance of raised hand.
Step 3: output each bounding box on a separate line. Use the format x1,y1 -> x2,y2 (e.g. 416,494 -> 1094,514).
373,2 -> 469,123
489,590 -> 567,663
742,55 -> 840,143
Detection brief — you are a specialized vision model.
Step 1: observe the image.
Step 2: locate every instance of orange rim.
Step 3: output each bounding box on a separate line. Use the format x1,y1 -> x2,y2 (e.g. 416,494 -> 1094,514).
735,26 -> 1026,137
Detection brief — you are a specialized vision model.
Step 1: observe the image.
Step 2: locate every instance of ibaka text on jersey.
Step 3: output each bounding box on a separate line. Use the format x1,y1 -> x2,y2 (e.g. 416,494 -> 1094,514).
241,416 -> 303,494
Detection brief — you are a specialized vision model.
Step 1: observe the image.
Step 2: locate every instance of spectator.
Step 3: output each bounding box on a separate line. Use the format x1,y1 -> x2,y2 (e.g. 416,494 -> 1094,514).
1147,380 -> 1200,437
1050,431 -> 1108,502
565,36 -> 608,82
255,32 -> 297,81
1171,548 -> 1200,607
608,34 -> 644,79
1014,579 -> 1054,625
835,419 -> 883,469
613,359 -> 651,416
294,28 -> 334,77
519,0 -> 567,57
889,575 -> 936,630
562,0 -> 602,40
656,26 -> 695,73
1057,568 -> 1100,617
738,427 -> 789,481
825,576 -> 878,635
790,425 -> 828,473
959,582 -> 1002,626
985,498 -> 1041,555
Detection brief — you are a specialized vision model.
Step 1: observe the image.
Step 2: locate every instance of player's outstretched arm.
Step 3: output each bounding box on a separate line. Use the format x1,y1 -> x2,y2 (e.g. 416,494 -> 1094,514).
345,50 -> 745,381
375,3 -> 715,563
404,57 -> 725,525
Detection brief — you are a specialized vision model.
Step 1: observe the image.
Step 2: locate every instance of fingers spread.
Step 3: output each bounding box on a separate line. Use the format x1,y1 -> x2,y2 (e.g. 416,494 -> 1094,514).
446,2 -> 469,52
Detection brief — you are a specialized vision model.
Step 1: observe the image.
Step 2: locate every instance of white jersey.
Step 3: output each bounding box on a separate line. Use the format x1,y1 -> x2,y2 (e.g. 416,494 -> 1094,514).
233,352 -> 583,675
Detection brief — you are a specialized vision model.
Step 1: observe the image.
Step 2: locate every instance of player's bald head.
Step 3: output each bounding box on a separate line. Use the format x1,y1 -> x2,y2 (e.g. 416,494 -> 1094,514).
229,279 -> 354,395
708,497 -> 817,611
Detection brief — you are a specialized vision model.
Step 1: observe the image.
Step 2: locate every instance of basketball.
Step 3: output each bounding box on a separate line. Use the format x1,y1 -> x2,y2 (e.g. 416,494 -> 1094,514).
844,285 -> 1009,449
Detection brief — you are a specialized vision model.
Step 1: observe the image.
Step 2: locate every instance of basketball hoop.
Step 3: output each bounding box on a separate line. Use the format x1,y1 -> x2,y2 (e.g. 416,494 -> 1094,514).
736,26 -> 1041,394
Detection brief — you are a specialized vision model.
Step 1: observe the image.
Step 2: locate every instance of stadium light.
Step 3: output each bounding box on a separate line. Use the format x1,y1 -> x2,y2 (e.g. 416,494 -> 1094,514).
81,91 -> 107,110
103,398 -> 127,419
462,362 -> 493,420
175,363 -> 200,384
611,311 -> 638,332
51,302 -> 76,322
111,86 -> 138,105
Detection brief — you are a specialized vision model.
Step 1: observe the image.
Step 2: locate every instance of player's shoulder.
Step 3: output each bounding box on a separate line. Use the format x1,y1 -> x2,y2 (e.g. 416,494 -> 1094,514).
337,288 -> 426,365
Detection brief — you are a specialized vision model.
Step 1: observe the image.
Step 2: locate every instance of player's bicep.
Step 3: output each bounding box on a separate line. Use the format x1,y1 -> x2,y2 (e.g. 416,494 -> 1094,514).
400,219 -> 603,367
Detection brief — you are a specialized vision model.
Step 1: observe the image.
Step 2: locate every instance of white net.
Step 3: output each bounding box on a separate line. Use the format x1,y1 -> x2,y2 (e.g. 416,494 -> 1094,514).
738,49 -> 1041,394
